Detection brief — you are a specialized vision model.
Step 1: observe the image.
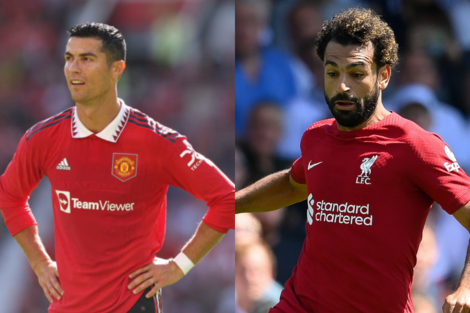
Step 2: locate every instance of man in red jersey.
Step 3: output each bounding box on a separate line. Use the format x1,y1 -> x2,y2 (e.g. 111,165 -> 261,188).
0,23 -> 234,313
236,8 -> 470,313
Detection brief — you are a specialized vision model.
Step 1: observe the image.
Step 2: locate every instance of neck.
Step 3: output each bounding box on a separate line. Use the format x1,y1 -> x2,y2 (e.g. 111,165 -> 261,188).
75,90 -> 121,133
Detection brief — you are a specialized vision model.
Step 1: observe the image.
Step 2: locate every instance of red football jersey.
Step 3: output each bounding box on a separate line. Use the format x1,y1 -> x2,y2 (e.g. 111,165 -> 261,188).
0,101 -> 234,313
272,113 -> 470,313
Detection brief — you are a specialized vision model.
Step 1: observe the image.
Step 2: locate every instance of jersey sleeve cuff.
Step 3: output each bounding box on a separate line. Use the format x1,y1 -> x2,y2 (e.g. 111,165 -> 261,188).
290,158 -> 306,184
442,188 -> 470,215
4,209 -> 38,236
201,219 -> 230,234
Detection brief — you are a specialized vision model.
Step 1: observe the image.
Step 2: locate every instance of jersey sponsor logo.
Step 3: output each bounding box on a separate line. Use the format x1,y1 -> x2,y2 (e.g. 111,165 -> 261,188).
112,153 -> 138,182
356,155 -> 378,185
56,190 -> 71,213
180,140 -> 205,171
307,193 -> 373,226
307,161 -> 323,170
56,158 -> 71,171
444,146 -> 460,173
55,189 -> 135,213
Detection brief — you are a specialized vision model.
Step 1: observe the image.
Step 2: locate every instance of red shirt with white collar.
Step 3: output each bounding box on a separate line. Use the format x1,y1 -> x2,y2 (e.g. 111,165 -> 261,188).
0,100 -> 234,313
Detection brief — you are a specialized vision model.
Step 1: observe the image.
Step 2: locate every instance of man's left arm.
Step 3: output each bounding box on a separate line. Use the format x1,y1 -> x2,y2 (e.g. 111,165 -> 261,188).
127,221 -> 224,298
128,137 -> 233,298
443,201 -> 470,312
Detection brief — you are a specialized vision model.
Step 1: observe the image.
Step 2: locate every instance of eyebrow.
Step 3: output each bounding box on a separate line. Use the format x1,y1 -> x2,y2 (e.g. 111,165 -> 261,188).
325,60 -> 367,69
64,52 -> 98,58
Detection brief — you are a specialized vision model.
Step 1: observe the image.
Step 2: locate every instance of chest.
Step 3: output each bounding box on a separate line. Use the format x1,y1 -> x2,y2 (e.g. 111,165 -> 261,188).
44,136 -> 163,198
301,138 -> 403,197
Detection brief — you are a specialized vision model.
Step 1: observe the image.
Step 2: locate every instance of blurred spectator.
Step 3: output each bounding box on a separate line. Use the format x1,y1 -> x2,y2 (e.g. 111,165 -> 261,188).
397,102 -> 432,131
235,213 -> 263,245
286,1 -> 323,99
386,84 -> 470,171
235,0 -> 297,137
413,225 -> 439,301
238,102 -> 291,186
236,143 -> 249,190
413,293 -> 439,313
402,1 -> 461,63
275,2 -> 330,160
400,1 -> 464,110
394,50 -> 440,94
235,241 -> 283,313
448,1 -> 470,68
461,67 -> 470,119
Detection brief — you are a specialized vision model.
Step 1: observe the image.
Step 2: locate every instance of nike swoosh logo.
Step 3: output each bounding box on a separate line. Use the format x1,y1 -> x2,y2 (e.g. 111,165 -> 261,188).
308,161 -> 323,170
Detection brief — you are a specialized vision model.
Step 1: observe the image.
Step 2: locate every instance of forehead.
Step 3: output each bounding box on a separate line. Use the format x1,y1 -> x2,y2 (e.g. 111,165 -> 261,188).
65,37 -> 104,55
324,41 -> 375,67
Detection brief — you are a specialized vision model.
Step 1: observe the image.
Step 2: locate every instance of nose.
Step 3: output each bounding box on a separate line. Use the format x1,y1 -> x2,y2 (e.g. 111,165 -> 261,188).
336,75 -> 350,94
65,59 -> 80,74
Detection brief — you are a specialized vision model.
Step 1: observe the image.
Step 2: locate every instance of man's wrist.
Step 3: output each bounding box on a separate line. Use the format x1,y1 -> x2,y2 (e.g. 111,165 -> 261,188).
31,257 -> 52,274
173,252 -> 195,275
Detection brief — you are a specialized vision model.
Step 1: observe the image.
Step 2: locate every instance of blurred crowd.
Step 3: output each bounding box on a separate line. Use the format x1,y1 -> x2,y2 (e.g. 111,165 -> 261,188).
0,0 -> 234,313
235,0 -> 470,312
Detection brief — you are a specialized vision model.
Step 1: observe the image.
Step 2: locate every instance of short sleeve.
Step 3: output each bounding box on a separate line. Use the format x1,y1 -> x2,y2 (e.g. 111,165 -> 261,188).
407,131 -> 470,214
161,137 -> 234,233
0,134 -> 43,235
290,156 -> 306,184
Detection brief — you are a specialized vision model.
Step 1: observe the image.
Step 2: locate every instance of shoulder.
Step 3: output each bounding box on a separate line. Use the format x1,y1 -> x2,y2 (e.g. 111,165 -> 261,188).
392,113 -> 442,143
299,118 -> 335,150
305,118 -> 336,133
126,107 -> 183,144
25,107 -> 74,142
390,113 -> 448,159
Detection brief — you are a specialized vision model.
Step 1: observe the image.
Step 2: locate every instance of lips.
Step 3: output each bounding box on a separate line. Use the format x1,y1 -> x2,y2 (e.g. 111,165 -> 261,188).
71,80 -> 85,85
335,101 -> 355,110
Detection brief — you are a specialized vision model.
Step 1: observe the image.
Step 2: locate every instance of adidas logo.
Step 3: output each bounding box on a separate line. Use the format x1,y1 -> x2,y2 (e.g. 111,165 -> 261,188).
57,158 -> 71,171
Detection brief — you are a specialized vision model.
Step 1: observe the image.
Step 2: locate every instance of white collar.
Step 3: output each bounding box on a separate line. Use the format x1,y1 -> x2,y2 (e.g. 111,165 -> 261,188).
71,99 -> 130,143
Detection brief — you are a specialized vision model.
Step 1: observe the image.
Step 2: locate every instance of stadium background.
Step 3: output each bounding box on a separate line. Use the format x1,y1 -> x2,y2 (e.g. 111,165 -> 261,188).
235,0 -> 470,313
0,0 -> 234,313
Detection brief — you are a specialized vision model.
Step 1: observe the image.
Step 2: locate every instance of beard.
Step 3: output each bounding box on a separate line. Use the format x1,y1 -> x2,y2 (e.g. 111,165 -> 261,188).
324,83 -> 379,128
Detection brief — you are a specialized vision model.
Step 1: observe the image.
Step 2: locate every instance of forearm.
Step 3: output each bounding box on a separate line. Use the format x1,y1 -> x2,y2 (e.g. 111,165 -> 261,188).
14,225 -> 52,274
458,240 -> 470,289
236,169 -> 307,214
179,221 -> 225,264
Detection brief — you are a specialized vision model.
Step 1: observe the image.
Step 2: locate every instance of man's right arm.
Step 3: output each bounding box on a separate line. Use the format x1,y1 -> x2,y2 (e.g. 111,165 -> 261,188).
236,169 -> 307,214
0,135 -> 63,302
14,225 -> 63,303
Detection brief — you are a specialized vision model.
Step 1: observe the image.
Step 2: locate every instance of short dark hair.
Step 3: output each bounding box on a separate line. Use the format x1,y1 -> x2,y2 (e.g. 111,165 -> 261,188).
316,8 -> 399,69
67,22 -> 126,65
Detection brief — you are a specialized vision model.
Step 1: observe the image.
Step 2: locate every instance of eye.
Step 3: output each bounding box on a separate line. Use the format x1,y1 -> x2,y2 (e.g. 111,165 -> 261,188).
327,72 -> 338,77
352,73 -> 364,78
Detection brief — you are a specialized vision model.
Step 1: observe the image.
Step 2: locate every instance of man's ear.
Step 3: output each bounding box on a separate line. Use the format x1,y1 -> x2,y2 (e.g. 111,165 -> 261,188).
378,64 -> 391,90
111,60 -> 126,79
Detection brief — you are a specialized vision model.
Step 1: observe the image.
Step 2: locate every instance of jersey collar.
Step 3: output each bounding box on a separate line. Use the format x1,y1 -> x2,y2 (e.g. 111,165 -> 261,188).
71,99 -> 130,143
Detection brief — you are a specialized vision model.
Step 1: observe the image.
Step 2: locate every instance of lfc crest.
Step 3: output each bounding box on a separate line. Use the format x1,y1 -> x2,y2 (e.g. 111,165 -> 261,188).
112,153 -> 138,182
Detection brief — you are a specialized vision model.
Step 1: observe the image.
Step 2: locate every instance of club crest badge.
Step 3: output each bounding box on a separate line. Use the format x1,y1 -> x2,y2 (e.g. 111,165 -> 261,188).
112,153 -> 138,182
356,155 -> 378,185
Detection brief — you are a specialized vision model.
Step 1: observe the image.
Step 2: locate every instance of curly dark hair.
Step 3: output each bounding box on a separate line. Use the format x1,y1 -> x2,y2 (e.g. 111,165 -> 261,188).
316,8 -> 399,69
67,22 -> 126,65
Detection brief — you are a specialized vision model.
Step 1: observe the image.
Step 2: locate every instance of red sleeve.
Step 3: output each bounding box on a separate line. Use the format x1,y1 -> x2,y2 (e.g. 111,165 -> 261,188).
0,135 -> 43,236
290,156 -> 306,184
162,137 -> 234,233
407,130 -> 470,214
